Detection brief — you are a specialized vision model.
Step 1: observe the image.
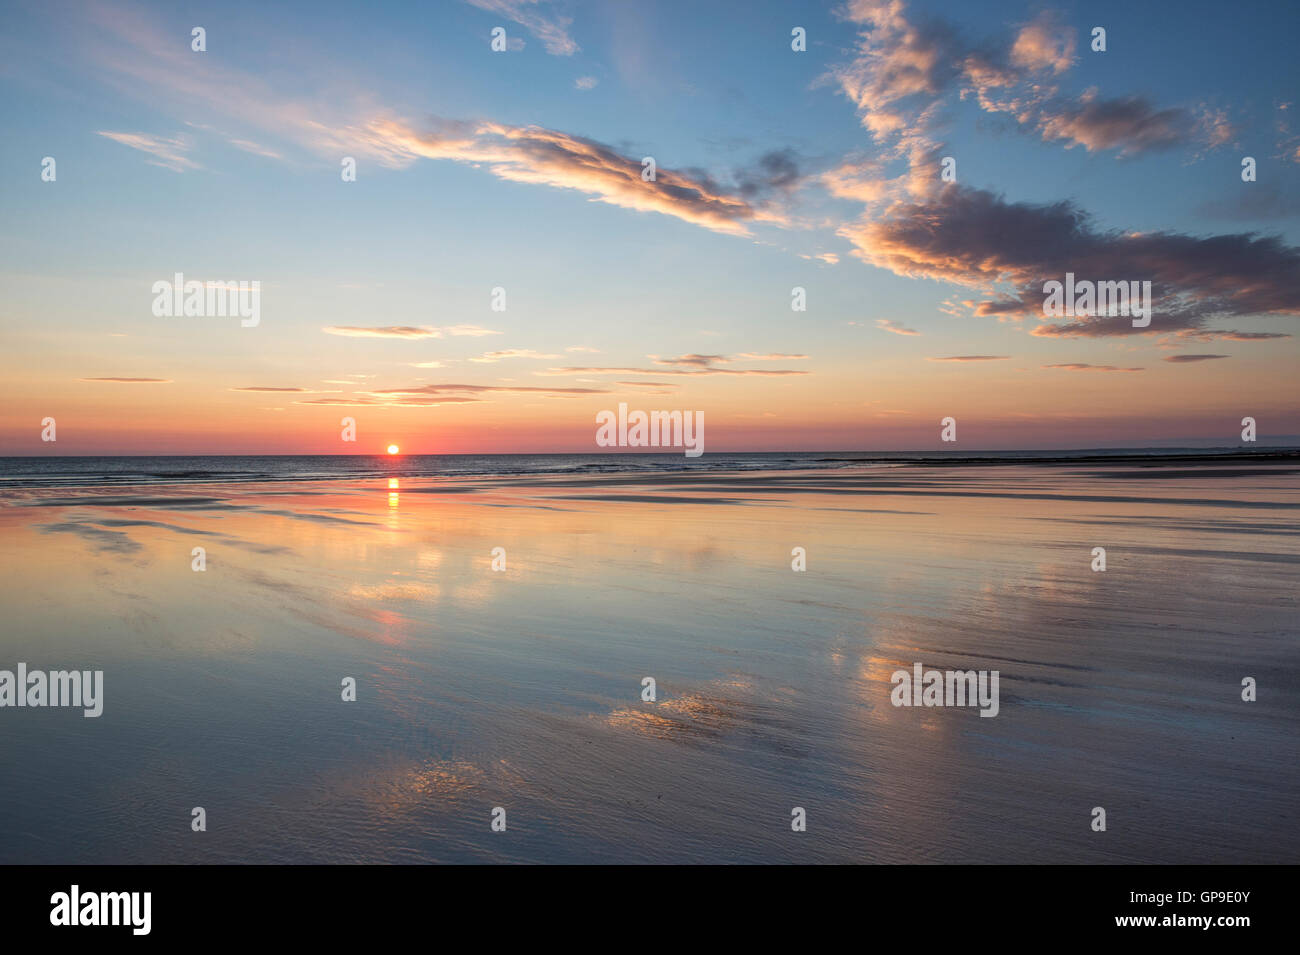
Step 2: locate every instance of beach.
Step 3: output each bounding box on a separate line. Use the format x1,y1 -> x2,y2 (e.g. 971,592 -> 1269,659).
0,456 -> 1296,863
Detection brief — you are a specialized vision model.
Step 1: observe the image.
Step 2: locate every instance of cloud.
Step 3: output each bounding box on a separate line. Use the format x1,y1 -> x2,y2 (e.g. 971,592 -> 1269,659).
837,184 -> 1300,337
1163,354 -> 1229,363
734,149 -> 803,198
306,116 -> 776,236
927,355 -> 1010,362
227,138 -> 283,160
1008,12 -> 1076,74
466,0 -> 579,56
440,325 -> 502,337
97,131 -> 199,171
1272,100 -> 1300,163
1197,105 -> 1238,150
231,386 -> 308,392
294,395 -> 481,406
84,14 -> 775,240
79,376 -> 171,383
373,383 -> 608,396
575,76 -> 598,90
1043,363 -> 1144,372
833,1 -> 1219,161
292,380 -> 609,407
540,354 -> 810,376
1183,330 -> 1291,342
876,318 -> 921,336
322,325 -> 501,339
323,326 -> 439,339
1031,93 -> 1193,155
541,363 -> 808,377
834,0 -> 966,142
1196,183 -> 1300,221
648,353 -> 807,367
470,349 -> 561,362
651,354 -> 725,367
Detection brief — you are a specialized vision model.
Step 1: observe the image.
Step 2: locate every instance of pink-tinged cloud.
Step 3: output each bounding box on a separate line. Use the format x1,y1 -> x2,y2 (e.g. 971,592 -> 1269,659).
835,1 -> 1218,160
876,318 -> 921,336
1008,12 -> 1075,75
322,325 -> 501,339
319,116 -> 775,237
1163,354 -> 1230,363
85,15 -> 772,240
79,376 -> 172,383
294,395 -> 483,406
291,381 -> 610,407
1043,363 -> 1144,372
373,383 -> 608,397
539,365 -> 808,377
927,355 -> 1010,362
544,353 -> 809,376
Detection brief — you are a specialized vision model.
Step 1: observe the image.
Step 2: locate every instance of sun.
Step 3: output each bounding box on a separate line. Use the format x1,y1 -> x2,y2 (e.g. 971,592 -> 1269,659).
386,444 -> 400,455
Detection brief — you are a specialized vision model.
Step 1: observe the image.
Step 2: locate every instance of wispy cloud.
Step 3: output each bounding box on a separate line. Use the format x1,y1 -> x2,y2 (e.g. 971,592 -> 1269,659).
292,380 -> 609,407
227,138 -> 283,160
541,363 -> 808,377
465,0 -> 579,56
1043,363 -> 1144,372
376,383 -> 606,395
84,11 -> 783,241
1163,354 -> 1229,363
97,131 -> 199,171
79,376 -> 171,383
1175,329 -> 1292,342
470,349 -> 561,362
876,319 -> 921,336
322,325 -> 501,339
648,353 -> 808,368
927,355 -> 1011,362
231,386 -> 310,392
834,2 -> 1216,159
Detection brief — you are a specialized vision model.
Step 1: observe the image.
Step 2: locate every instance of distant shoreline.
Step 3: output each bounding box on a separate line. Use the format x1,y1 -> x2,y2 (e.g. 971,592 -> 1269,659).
0,447 -> 1296,491
1,447 -> 1296,461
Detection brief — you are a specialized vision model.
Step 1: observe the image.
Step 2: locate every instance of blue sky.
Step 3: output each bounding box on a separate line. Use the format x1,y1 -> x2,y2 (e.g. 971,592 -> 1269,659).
1,0 -> 1297,453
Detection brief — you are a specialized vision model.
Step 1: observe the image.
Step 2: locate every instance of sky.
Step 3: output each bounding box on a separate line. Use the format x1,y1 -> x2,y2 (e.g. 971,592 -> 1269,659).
1,0 -> 1297,454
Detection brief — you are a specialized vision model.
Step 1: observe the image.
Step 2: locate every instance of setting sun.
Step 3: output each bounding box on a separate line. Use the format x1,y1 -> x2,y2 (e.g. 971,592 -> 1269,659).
386,444 -> 399,455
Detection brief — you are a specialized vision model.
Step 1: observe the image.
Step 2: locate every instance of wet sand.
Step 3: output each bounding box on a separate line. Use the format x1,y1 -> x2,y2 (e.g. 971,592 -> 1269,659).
0,460 -> 1296,863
